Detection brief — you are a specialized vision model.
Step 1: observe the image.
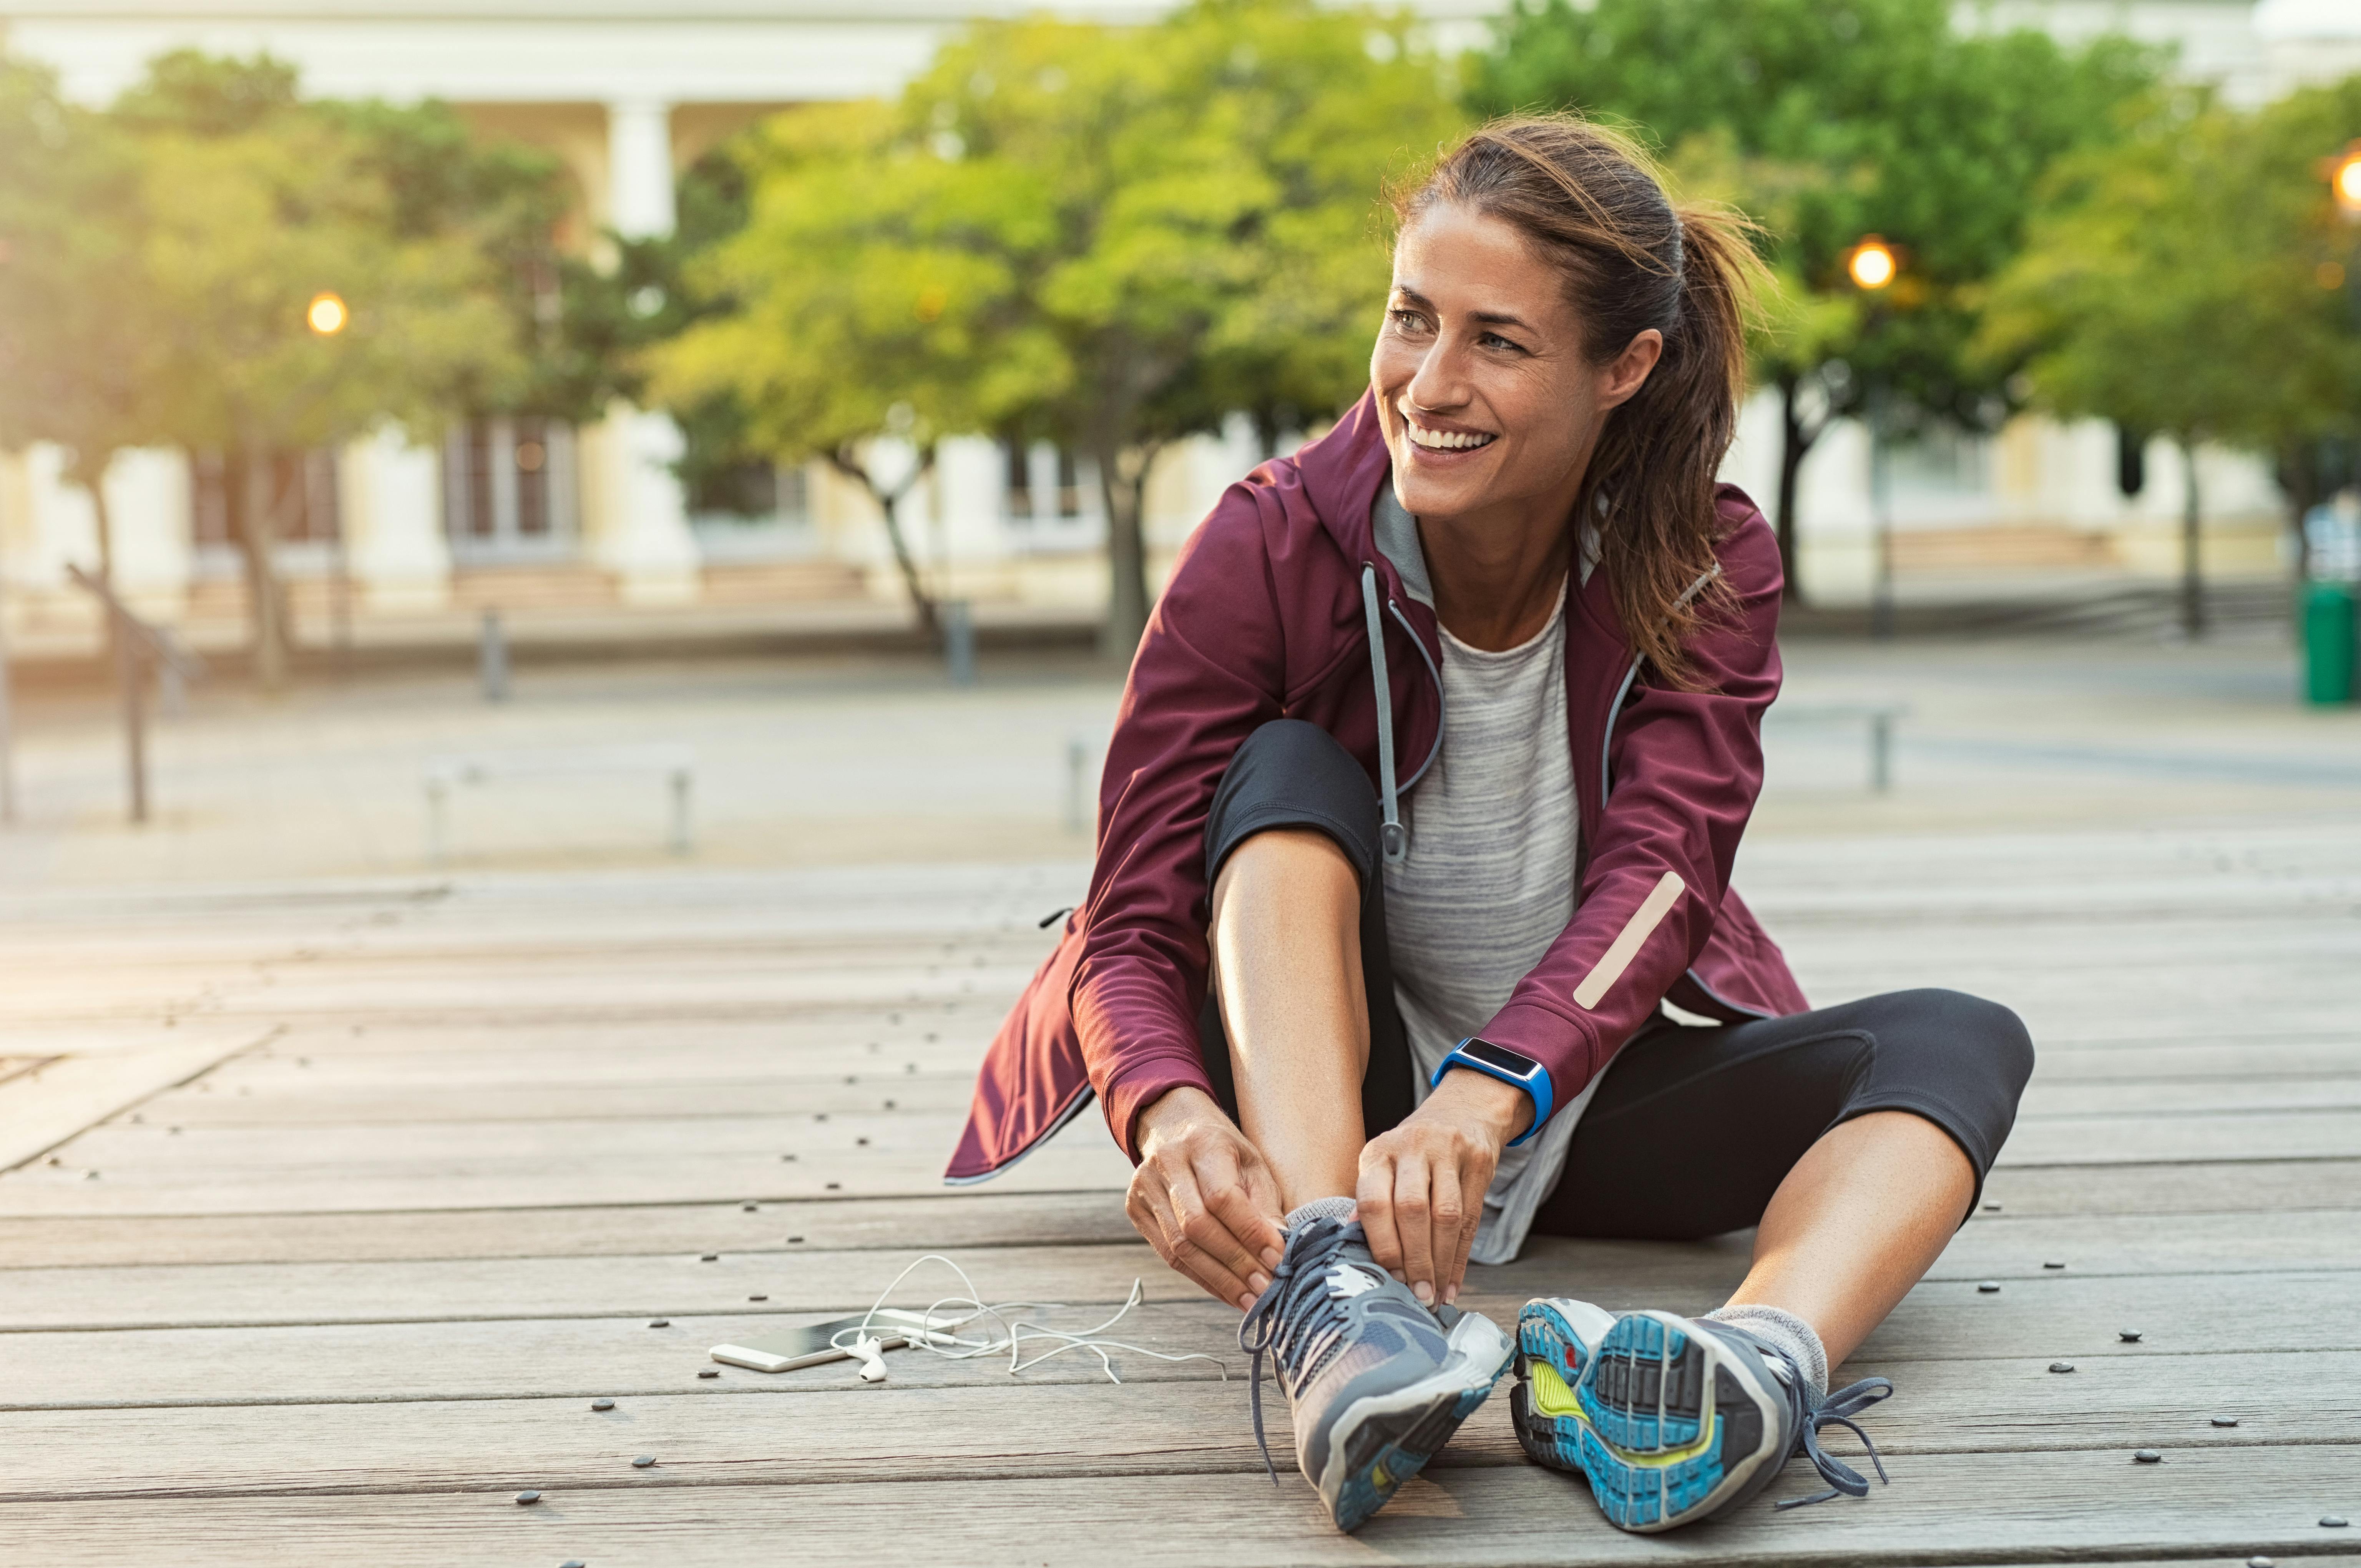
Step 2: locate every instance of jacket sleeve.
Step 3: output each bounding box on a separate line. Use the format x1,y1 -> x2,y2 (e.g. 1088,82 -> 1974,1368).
1071,484 -> 1292,1161
1472,501 -> 1785,1121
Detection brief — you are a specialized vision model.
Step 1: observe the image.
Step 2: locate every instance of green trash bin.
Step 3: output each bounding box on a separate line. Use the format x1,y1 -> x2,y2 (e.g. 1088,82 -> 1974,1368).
2305,580 -> 2357,705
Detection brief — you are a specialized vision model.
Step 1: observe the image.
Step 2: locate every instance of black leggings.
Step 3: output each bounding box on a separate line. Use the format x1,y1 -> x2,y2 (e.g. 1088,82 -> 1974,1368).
1197,720 -> 2034,1237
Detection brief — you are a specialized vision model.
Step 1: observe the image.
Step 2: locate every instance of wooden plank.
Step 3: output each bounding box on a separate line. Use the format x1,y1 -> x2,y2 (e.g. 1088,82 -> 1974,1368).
0,1348 -> 2350,1504
0,1028 -> 275,1173
0,1192 -> 1139,1269
6,1210 -> 2355,1332
1979,1159 -> 2361,1217
0,1446 -> 2353,1568
1998,1111 -> 2361,1166
3,1269 -> 2354,1410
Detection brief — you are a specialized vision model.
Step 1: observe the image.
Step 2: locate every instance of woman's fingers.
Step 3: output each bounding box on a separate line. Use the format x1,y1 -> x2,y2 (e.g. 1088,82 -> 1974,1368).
1355,1150 -> 1404,1277
1186,1143 -> 1277,1297
1391,1153 -> 1437,1304
1429,1157 -> 1468,1306
1199,1147 -> 1283,1282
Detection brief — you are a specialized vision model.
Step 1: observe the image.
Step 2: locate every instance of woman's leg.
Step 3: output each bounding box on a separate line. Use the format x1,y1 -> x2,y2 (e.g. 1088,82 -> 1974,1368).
1722,1110 -> 1971,1367
1533,987 -> 2034,1368
1208,826 -> 1368,1210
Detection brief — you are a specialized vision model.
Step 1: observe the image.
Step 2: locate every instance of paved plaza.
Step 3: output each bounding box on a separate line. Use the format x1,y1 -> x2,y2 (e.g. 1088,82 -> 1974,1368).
0,623 -> 2357,1564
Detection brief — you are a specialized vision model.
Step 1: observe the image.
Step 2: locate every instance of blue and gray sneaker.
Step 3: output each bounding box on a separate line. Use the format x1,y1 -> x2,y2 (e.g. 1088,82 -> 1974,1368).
1514,1303 -> 1894,1532
1507,1295 -> 1618,1474
1238,1216 -> 1513,1532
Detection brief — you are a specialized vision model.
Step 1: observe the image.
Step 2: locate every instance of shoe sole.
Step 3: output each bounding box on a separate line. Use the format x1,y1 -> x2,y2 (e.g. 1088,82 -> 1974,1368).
1509,1298 -> 1619,1476
1571,1310 -> 1784,1532
1319,1310 -> 1513,1533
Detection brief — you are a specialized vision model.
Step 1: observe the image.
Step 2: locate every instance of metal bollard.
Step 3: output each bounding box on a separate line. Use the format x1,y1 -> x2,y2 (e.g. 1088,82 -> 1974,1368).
1065,736 -> 1089,834
943,599 -> 976,687
480,610 -> 509,703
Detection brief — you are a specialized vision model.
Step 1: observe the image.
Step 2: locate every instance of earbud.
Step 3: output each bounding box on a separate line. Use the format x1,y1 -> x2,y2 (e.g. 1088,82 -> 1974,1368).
850,1334 -> 888,1384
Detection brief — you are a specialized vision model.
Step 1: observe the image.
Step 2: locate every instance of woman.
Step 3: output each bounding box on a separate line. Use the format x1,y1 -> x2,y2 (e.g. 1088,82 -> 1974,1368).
949,117 -> 2031,1537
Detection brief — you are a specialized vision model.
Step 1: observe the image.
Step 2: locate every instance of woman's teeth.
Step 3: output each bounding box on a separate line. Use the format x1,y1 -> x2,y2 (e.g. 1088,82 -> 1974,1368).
1406,423 -> 1495,451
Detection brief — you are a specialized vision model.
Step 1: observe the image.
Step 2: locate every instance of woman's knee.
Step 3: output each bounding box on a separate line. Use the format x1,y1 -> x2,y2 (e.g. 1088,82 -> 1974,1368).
1874,988 -> 2035,1102
1205,719 -> 1381,894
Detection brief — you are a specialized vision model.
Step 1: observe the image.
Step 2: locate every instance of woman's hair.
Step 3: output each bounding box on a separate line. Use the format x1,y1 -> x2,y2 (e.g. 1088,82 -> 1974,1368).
1393,115 -> 1766,688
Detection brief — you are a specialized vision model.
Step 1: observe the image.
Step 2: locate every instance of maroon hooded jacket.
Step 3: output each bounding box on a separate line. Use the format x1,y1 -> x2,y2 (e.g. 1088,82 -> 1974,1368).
946,391 -> 1809,1183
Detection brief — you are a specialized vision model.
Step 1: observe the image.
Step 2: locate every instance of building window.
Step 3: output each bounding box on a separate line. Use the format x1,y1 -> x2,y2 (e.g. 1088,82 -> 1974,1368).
191,449 -> 340,547
445,416 -> 577,559
1004,439 -> 1033,520
1004,440 -> 1089,525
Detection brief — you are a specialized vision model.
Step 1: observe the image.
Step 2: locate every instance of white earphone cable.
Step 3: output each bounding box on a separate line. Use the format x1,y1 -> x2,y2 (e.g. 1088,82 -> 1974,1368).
825,1252 -> 1230,1385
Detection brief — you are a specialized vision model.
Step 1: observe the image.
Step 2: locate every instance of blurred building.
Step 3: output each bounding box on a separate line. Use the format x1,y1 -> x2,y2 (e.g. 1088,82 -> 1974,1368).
0,0 -> 2355,654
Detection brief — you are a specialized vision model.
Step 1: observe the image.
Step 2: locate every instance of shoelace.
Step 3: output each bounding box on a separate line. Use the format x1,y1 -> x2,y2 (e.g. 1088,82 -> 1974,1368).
1236,1217 -> 1361,1484
1770,1370 -> 1895,1510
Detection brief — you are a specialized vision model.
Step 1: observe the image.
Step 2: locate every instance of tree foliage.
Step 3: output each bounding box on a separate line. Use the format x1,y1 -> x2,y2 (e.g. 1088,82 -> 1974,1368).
1473,0 -> 2158,597
656,0 -> 1466,651
1979,78 -> 2361,630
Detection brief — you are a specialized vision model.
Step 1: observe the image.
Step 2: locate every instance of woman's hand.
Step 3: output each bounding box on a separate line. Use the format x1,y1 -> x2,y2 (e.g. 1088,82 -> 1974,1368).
1126,1086 -> 1287,1311
1357,1070 -> 1532,1307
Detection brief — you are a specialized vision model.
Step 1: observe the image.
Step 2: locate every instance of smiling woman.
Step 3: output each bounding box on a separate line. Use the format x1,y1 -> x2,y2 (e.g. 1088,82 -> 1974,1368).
954,113 -> 2031,1543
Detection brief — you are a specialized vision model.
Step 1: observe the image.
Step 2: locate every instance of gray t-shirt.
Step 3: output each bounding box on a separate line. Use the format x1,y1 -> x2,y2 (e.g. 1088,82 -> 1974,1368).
1375,486 -> 1598,1265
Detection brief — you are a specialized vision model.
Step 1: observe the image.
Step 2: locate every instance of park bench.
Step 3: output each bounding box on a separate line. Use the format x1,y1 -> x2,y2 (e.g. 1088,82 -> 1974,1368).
1769,701 -> 1907,792
422,744 -> 695,864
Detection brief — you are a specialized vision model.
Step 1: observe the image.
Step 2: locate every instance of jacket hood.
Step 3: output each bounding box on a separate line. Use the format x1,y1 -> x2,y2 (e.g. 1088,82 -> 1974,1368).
1291,390 -> 1395,571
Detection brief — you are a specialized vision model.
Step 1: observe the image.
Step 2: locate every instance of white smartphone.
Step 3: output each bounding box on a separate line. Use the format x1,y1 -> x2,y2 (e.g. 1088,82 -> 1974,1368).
710,1309 -> 968,1372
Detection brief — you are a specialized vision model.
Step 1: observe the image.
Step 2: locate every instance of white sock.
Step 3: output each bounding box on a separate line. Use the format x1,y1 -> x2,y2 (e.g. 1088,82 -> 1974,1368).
1705,1304 -> 1828,1396
1285,1196 -> 1356,1230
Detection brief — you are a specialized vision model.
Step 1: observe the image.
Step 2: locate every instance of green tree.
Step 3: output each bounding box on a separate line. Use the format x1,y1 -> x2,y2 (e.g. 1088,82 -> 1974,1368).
0,58 -> 166,605
115,53 -> 525,687
1474,0 -> 2156,600
1980,82 -> 2361,636
657,0 -> 1464,653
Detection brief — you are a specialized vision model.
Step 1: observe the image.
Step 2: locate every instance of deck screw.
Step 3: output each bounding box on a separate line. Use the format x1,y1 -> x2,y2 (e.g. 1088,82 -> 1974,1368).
749,1294 -> 767,1301
814,1113 -> 828,1122
883,1100 -> 896,1110
825,1182 -> 842,1191
1982,1202 -> 2000,1211
905,1063 -> 918,1074
2119,1330 -> 2143,1342
648,1319 -> 669,1328
742,1203 -> 758,1212
700,1254 -> 718,1262
2049,1362 -> 2075,1374
561,1561 -> 586,1567
1977,1281 -> 2000,1293
2211,1416 -> 2238,1427
515,1490 -> 542,1505
633,1456 -> 655,1469
787,1235 -> 805,1244
781,1154 -> 797,1161
2133,1450 -> 2162,1463
697,1369 -> 719,1378
2042,1261 -> 2065,1270
590,1400 -> 614,1411
856,1137 -> 869,1146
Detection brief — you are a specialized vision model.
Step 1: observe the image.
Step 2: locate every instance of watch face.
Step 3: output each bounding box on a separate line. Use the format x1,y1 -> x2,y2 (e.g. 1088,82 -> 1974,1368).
1460,1039 -> 1540,1078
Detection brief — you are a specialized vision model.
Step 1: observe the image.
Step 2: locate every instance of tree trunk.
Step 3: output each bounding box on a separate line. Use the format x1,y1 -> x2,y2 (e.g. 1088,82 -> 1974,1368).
831,448 -> 938,642
1774,375 -> 1819,606
78,453 -> 120,668
2178,438 -> 2205,641
235,449 -> 291,691
1096,436 -> 1154,660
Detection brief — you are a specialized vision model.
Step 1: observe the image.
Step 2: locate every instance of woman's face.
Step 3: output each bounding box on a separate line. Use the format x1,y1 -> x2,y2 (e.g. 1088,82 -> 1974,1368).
1372,203 -> 1660,528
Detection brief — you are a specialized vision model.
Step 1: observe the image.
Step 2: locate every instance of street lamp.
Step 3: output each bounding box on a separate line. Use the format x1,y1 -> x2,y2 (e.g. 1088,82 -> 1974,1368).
1846,237 -> 1898,638
2331,141 -> 2361,220
307,291 -> 349,336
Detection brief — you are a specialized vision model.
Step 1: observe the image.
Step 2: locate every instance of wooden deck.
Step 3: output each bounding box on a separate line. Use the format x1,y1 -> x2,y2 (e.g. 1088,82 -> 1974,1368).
3,827 -> 2358,1566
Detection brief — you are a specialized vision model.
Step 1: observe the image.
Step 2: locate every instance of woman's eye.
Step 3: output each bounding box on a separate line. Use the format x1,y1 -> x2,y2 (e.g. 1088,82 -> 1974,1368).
1480,332 -> 1522,352
1391,309 -> 1429,332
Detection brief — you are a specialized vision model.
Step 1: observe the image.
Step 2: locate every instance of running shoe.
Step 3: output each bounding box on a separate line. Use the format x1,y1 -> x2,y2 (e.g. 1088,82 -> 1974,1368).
1508,1296 -> 1618,1474
1552,1307 -> 1894,1532
1238,1216 -> 1513,1532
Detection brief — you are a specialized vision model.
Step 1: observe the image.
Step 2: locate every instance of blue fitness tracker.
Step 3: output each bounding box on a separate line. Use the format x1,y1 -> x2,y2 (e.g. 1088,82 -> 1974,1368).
1430,1037 -> 1552,1148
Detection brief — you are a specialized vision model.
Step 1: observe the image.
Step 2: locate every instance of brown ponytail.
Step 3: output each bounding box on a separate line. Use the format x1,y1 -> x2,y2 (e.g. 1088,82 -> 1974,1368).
1393,115 -> 1766,688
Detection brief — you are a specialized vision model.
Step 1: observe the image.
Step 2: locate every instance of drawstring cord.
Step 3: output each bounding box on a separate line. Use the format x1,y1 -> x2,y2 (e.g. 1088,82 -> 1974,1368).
1359,565 -> 1406,865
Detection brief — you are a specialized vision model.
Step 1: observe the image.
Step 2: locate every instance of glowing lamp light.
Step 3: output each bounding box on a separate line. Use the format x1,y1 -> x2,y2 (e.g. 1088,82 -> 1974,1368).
307,291 -> 349,336
2335,142 -> 2361,218
1846,237 -> 1897,291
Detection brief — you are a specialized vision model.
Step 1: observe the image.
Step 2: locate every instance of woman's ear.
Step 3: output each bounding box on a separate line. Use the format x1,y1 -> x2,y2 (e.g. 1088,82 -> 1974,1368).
1599,329 -> 1664,410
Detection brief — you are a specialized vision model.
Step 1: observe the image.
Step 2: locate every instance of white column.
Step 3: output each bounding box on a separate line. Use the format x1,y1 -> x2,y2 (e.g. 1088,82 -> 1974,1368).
936,435 -> 1010,592
340,424 -> 450,614
584,98 -> 700,605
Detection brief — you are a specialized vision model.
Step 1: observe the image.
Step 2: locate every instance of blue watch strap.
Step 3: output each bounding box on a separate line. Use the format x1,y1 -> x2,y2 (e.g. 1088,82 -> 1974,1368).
1429,1039 -> 1552,1148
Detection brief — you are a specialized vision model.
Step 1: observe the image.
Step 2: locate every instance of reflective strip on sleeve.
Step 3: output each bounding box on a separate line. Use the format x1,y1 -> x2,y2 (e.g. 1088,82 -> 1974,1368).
1571,870 -> 1686,1011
